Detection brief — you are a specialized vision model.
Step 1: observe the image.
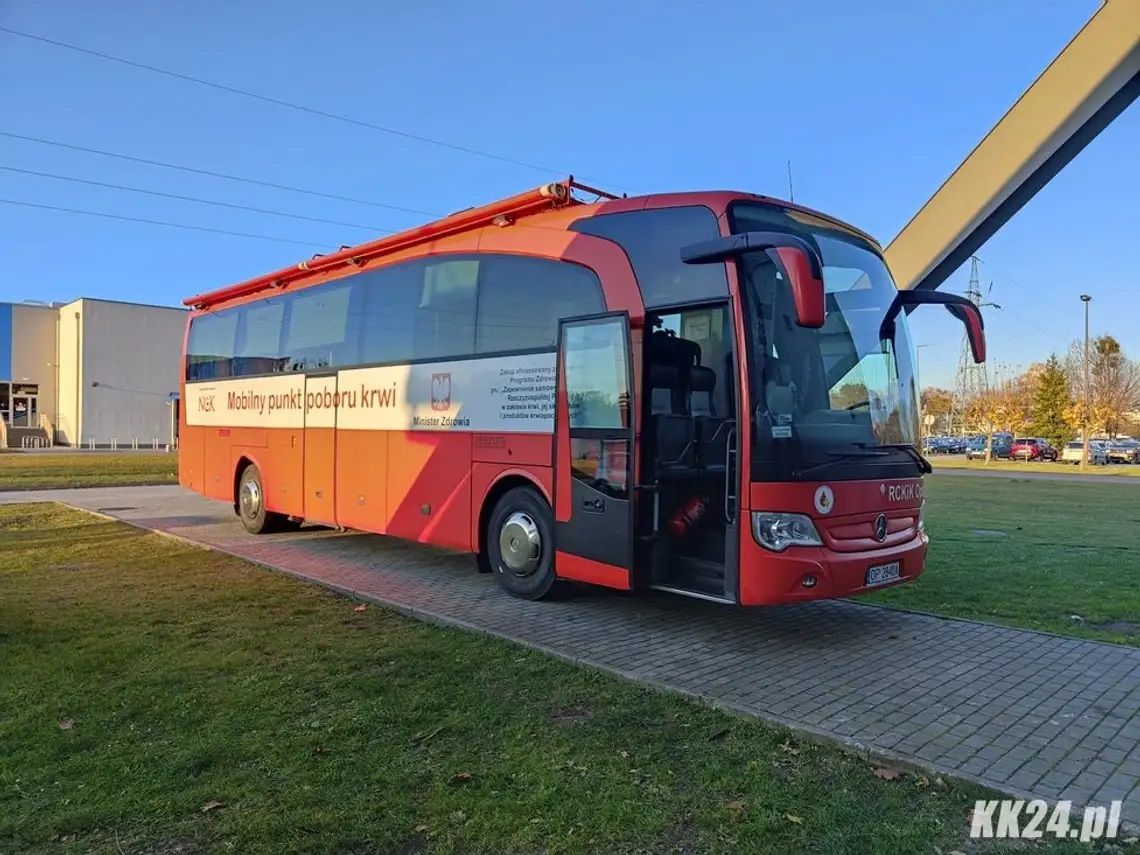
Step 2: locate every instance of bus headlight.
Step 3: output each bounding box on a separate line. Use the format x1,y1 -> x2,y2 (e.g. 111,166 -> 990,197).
751,512 -> 822,552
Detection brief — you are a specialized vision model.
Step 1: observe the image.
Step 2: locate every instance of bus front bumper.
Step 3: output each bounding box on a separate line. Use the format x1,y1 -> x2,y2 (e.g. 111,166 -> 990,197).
737,529 -> 928,606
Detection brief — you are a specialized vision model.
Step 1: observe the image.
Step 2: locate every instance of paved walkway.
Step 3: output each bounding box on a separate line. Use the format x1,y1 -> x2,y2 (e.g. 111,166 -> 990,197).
5,485 -> 1139,825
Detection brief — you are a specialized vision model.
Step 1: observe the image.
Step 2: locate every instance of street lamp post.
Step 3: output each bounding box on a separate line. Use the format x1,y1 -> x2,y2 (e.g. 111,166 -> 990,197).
1080,294 -> 1092,470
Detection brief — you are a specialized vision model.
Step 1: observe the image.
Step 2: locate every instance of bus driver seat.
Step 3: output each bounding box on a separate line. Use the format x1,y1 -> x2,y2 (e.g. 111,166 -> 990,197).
762,359 -> 798,431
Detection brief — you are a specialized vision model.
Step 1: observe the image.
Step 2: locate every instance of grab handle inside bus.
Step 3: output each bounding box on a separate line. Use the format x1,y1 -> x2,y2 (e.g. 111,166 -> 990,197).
681,231 -> 825,329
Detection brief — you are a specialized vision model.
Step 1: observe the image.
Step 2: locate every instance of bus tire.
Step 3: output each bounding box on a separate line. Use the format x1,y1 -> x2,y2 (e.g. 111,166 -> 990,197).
486,486 -> 559,600
237,464 -> 288,535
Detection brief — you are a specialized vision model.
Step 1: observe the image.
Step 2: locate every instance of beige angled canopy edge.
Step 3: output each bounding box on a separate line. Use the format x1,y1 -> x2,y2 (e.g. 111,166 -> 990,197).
885,0 -> 1140,292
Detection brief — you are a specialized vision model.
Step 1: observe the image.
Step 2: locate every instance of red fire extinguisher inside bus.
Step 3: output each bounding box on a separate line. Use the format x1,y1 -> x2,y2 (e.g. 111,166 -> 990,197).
669,495 -> 709,537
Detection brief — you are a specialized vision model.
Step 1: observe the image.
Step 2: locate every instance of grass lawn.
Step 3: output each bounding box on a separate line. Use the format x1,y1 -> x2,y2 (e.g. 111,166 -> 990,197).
0,453 -> 178,491
932,456 -> 1140,477
0,504 -> 1005,855
865,474 -> 1140,646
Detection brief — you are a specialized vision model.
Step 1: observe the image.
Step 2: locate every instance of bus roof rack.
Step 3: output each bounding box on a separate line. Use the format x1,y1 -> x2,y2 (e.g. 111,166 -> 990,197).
568,177 -> 621,201
184,177 -> 615,309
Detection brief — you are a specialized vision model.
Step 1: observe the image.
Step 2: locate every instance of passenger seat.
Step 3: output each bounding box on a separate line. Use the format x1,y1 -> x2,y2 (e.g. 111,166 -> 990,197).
650,363 -> 694,471
691,366 -> 726,470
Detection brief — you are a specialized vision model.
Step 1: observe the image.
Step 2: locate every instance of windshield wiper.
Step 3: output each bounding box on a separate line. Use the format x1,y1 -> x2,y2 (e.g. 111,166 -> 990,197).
791,443 -> 931,479
862,442 -> 933,474
791,448 -> 890,478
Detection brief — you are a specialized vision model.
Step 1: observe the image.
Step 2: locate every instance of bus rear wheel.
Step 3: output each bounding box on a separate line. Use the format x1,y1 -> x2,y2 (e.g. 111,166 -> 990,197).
486,486 -> 560,600
237,464 -> 293,534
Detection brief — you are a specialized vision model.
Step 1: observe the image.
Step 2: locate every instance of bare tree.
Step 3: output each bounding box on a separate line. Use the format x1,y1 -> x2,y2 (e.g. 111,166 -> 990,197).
1064,336 -> 1140,437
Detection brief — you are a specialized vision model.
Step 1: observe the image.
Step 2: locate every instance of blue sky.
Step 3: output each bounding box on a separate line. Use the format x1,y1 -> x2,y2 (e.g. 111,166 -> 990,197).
0,0 -> 1135,389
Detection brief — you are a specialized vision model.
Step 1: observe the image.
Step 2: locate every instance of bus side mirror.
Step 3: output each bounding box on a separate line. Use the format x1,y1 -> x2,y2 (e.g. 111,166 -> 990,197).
680,231 -> 825,329
769,247 -> 825,329
947,301 -> 986,363
882,290 -> 987,363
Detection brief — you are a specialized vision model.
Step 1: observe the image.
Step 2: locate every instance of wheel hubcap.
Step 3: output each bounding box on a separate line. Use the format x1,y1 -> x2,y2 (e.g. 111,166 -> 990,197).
499,511 -> 541,577
240,478 -> 261,518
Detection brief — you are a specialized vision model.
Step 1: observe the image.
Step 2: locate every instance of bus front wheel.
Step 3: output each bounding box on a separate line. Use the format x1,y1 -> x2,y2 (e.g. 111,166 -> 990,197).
237,464 -> 293,534
486,486 -> 560,600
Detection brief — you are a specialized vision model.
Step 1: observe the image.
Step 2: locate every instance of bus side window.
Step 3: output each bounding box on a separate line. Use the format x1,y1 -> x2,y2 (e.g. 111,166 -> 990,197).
415,260 -> 478,359
186,308 -> 238,380
234,299 -> 287,376
282,282 -> 354,372
358,264 -> 419,366
569,206 -> 727,308
475,256 -> 604,355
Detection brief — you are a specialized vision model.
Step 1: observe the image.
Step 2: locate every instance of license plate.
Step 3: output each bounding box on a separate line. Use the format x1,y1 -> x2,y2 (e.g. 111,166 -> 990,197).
865,561 -> 901,587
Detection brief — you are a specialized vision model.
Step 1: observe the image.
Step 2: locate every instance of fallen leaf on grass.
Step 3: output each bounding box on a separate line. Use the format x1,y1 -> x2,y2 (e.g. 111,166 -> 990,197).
57,717 -> 74,731
871,765 -> 904,781
414,824 -> 429,833
777,740 -> 799,756
200,801 -> 225,814
450,772 -> 474,784
707,726 -> 730,741
353,604 -> 367,613
785,813 -> 804,825
725,799 -> 746,819
411,725 -> 444,744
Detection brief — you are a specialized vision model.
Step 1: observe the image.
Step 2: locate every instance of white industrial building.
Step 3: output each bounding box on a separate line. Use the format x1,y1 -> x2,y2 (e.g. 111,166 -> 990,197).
0,298 -> 187,449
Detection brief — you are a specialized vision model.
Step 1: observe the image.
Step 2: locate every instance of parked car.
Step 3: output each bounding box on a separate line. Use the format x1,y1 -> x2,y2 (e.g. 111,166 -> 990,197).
923,436 -> 962,454
1061,440 -> 1109,465
1010,438 -> 1058,461
1107,439 -> 1140,464
922,436 -> 944,454
966,436 -> 1012,460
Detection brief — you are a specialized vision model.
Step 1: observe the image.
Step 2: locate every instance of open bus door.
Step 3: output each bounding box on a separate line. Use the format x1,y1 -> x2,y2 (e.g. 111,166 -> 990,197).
553,313 -> 636,590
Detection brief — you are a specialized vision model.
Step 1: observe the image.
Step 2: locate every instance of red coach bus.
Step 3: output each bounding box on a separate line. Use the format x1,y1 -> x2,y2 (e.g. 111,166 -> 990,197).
180,180 -> 985,606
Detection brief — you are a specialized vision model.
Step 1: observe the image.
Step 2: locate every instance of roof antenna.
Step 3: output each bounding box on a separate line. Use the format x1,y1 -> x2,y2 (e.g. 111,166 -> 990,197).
787,160 -> 795,202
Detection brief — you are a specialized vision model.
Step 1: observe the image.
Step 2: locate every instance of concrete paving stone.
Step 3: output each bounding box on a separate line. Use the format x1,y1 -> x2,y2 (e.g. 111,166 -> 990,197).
957,757 -> 994,777
6,483 -> 1138,828
1007,768 -> 1046,791
1120,760 -> 1140,779
1099,746 -> 1130,765
1039,768 -> 1079,793
1071,771 -> 1110,793
1094,773 -> 1139,802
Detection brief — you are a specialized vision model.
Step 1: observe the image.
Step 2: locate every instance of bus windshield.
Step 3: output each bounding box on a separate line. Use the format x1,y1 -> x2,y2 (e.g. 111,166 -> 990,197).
729,203 -> 921,482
